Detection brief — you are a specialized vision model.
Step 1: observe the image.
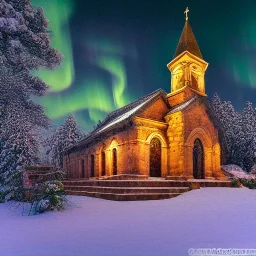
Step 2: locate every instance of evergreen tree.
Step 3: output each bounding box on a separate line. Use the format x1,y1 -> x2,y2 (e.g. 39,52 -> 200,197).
212,93 -> 239,161
239,102 -> 256,170
44,115 -> 85,168
0,0 -> 62,200
212,94 -> 256,171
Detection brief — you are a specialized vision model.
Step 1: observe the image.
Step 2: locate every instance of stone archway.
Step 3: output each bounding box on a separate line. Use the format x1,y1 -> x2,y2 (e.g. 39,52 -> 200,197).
150,138 -> 162,177
193,138 -> 205,179
146,132 -> 168,178
184,127 -> 213,179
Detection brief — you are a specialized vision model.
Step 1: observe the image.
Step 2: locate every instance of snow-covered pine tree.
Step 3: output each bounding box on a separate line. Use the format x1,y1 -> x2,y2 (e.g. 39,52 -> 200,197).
44,115 -> 85,168
0,0 -> 62,201
212,93 -> 239,162
212,94 -> 256,171
239,102 -> 256,170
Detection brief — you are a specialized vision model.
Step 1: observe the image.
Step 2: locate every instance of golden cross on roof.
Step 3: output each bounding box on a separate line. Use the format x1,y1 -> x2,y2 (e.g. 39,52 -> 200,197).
184,7 -> 189,21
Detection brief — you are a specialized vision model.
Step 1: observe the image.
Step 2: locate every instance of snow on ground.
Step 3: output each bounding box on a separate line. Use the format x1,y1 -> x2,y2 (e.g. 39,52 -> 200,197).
222,164 -> 256,179
0,188 -> 256,256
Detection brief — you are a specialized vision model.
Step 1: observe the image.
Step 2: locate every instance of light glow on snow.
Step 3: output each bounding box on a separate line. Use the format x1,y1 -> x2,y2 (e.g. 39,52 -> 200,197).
0,188 -> 256,256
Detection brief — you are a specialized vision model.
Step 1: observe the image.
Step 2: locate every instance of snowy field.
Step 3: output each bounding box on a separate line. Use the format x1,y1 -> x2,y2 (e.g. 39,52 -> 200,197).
0,188 -> 256,256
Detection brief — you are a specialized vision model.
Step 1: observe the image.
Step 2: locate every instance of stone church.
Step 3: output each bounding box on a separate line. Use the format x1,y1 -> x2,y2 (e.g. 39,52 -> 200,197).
63,12 -> 226,181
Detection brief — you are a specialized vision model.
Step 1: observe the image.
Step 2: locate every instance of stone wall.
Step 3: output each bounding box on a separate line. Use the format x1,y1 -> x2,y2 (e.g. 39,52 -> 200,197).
165,111 -> 184,177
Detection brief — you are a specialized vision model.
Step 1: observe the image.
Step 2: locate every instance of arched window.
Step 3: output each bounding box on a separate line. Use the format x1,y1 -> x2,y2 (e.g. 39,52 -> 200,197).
90,155 -> 95,177
81,159 -> 85,178
150,138 -> 161,177
101,151 -> 106,176
113,148 -> 117,175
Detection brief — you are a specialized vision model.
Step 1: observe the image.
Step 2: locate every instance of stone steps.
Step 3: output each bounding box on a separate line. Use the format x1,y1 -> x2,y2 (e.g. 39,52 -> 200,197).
62,179 -> 232,201
64,186 -> 190,194
63,180 -> 191,187
65,190 -> 182,201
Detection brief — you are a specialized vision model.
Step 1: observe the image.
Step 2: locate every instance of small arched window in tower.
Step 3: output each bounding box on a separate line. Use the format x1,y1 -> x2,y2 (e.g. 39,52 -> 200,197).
101,151 -> 106,176
191,73 -> 199,91
90,155 -> 95,177
113,148 -> 117,175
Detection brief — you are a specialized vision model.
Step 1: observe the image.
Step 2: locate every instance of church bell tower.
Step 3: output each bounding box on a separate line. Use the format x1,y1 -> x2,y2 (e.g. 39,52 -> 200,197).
167,8 -> 208,97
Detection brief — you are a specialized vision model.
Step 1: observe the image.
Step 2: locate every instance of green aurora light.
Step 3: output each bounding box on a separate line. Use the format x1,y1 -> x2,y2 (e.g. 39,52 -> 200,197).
31,0 -> 75,92
41,78 -> 115,120
31,1 -> 134,131
227,10 -> 256,89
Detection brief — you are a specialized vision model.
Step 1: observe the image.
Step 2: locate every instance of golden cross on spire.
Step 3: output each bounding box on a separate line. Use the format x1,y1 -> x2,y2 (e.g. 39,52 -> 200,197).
184,7 -> 189,21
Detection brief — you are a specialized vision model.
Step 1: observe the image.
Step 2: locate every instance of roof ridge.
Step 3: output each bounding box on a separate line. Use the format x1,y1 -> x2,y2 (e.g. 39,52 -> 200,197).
96,88 -> 165,129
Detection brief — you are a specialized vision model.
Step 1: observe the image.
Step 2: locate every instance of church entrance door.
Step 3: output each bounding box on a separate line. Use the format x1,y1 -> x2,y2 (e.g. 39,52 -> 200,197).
150,138 -> 161,177
193,139 -> 204,179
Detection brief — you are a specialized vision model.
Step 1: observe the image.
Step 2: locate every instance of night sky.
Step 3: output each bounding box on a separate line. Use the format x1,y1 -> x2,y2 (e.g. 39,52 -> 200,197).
32,0 -> 256,132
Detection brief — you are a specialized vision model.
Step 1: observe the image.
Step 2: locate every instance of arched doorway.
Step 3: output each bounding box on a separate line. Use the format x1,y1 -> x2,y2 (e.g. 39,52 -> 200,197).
101,151 -> 106,176
193,139 -> 204,179
113,148 -> 117,175
150,138 -> 161,177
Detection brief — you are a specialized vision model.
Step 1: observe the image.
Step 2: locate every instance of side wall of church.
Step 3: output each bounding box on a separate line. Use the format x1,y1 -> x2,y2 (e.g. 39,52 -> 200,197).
64,126 -> 146,179
64,96 -> 171,179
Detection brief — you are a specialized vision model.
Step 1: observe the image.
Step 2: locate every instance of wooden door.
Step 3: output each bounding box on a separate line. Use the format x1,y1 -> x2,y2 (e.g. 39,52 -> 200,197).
193,139 -> 204,179
150,138 -> 161,177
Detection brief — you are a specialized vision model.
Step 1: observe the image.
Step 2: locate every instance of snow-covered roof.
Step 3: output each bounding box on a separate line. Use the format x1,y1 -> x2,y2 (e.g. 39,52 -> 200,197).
72,88 -> 167,148
166,96 -> 196,115
95,97 -> 153,134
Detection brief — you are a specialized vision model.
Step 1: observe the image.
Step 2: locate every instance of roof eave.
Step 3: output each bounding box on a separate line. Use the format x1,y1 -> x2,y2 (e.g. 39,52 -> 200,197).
167,50 -> 209,70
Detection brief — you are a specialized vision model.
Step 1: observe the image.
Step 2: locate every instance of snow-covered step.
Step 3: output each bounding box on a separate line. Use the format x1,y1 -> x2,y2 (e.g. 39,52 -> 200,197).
65,190 -> 182,201
64,186 -> 191,194
62,179 -> 232,201
62,180 -> 191,187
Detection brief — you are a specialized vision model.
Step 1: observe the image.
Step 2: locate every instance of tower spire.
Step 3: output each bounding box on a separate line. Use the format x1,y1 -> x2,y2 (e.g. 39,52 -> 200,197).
174,9 -> 203,59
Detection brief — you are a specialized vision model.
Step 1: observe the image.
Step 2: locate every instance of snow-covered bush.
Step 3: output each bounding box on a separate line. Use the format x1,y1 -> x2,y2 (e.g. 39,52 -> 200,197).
238,179 -> 256,189
30,180 -> 66,214
222,164 -> 256,179
222,164 -> 256,189
230,178 -> 241,188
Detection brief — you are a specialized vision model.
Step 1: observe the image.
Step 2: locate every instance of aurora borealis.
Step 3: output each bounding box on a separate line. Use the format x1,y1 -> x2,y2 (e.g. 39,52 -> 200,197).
32,0 -> 75,92
32,0 -> 256,132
